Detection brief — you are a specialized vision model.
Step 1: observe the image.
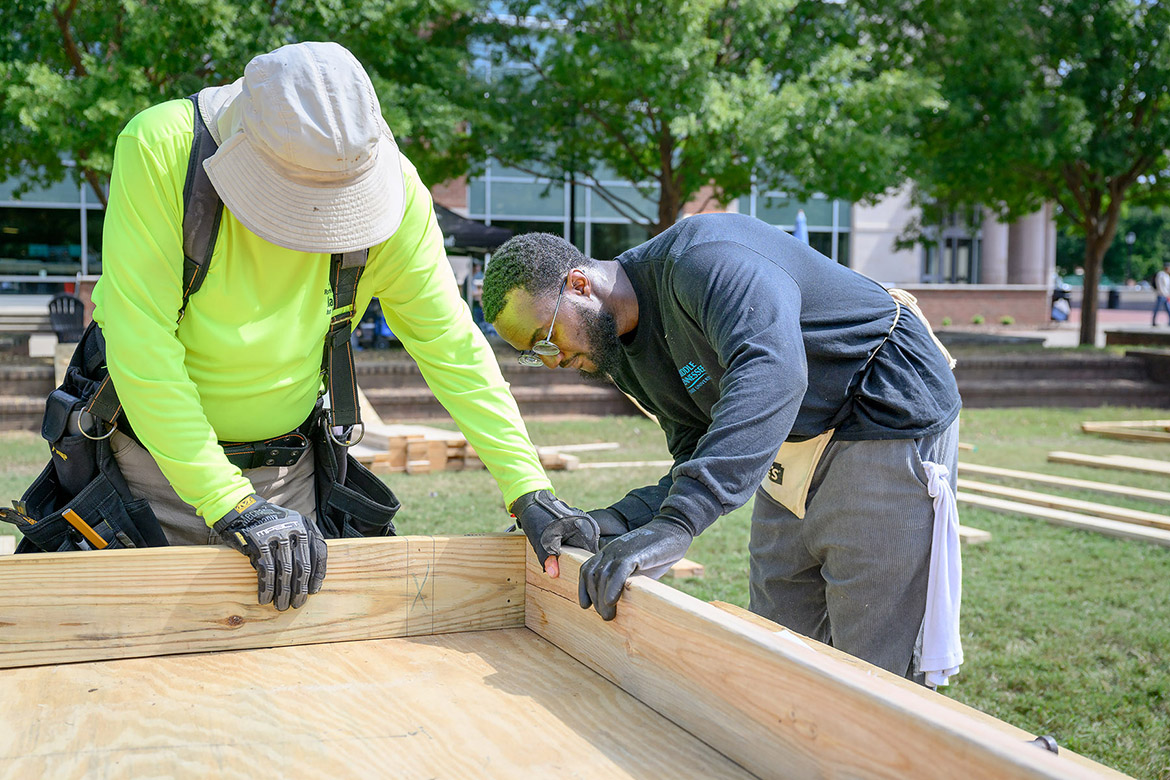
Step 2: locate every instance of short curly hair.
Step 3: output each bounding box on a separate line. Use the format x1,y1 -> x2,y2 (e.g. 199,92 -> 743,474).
481,233 -> 596,323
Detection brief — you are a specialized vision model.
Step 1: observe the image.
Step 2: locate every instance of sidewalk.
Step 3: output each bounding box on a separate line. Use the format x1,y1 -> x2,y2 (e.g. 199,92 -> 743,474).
1000,296 -> 1169,348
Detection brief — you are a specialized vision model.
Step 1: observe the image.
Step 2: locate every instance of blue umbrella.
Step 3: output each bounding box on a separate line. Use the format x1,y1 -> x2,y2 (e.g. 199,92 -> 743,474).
793,209 -> 810,245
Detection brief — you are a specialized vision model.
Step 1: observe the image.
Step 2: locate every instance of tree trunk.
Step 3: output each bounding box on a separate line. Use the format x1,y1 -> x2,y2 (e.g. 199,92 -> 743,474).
1079,236 -> 1107,347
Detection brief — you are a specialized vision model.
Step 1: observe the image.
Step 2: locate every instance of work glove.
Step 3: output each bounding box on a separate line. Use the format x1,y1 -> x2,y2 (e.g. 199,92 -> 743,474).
510,489 -> 600,569
212,495 -> 327,612
587,507 -> 636,547
578,516 -> 694,621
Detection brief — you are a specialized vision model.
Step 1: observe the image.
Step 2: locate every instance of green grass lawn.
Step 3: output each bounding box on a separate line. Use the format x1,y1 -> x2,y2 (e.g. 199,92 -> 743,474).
2,408 -> 1168,778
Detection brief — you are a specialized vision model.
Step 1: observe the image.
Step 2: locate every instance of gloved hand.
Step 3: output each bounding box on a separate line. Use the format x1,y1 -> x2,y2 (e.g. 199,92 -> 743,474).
510,490 -> 600,570
212,495 -> 327,611
578,516 -> 694,621
587,507 -> 634,547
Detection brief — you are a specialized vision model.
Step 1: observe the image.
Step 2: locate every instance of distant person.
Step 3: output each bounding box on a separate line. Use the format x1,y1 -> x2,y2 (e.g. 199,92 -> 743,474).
480,214 -> 964,686
1154,261 -> 1170,325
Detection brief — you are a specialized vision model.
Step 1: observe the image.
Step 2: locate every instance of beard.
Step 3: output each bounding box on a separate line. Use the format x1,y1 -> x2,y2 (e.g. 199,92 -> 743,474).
577,308 -> 624,382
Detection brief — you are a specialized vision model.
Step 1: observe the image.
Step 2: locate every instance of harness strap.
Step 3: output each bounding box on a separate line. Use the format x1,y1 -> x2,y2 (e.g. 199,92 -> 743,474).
180,94 -> 224,323
325,250 -> 368,430
83,96 -> 221,432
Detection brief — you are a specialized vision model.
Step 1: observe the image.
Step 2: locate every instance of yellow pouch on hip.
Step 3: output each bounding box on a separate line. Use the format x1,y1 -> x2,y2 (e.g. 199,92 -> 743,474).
760,429 -> 835,519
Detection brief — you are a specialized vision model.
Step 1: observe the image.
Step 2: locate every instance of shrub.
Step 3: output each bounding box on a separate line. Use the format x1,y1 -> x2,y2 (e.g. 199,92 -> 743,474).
941,316 -> 952,327
972,314 -> 985,325
1000,315 -> 1015,325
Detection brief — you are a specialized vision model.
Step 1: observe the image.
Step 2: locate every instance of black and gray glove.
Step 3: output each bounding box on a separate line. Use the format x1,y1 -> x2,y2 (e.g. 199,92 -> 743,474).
510,489 -> 600,567
212,495 -> 327,611
578,516 -> 694,621
587,507 -> 635,547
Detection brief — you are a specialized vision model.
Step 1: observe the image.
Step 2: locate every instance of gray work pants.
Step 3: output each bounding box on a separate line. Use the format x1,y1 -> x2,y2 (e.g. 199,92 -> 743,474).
111,432 -> 318,545
748,417 -> 960,678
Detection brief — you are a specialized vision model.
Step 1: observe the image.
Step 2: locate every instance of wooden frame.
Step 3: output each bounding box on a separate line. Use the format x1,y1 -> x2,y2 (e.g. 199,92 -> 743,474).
0,536 -> 1129,779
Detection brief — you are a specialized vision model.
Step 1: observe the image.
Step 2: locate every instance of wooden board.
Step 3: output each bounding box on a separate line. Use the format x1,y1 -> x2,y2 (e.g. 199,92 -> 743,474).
526,548 -> 1124,780
958,479 -> 1170,531
958,492 -> 1170,548
1048,451 -> 1170,477
959,524 -> 993,545
1081,427 -> 1170,443
959,462 -> 1170,506
0,629 -> 755,779
0,535 -> 525,669
706,603 -> 1119,778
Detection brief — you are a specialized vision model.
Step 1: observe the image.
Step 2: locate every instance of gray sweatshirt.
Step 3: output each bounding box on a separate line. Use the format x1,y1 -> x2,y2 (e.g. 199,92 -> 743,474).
604,213 -> 961,535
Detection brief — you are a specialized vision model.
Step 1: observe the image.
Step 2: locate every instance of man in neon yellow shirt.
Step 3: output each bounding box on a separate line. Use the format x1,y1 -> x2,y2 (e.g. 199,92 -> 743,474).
94,41 -> 598,610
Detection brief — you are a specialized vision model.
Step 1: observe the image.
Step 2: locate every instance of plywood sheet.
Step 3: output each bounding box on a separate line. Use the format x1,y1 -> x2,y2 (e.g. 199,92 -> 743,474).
0,535 -> 525,669
0,629 -> 756,780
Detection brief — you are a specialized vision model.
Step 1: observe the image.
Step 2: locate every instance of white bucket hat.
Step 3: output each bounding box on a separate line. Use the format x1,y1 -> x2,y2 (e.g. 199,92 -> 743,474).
197,41 -> 405,254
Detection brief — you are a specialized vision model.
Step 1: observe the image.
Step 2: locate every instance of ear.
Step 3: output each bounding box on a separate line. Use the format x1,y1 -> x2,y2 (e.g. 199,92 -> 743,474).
567,267 -> 592,298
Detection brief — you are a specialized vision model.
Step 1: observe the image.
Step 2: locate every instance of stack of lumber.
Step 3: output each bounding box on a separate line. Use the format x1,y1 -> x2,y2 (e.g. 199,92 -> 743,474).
349,422 -> 579,474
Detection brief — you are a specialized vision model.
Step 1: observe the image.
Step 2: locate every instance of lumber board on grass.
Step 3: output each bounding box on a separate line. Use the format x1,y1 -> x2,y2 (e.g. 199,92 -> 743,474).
707,602 -> 1123,779
1048,451 -> 1170,477
665,557 -> 705,578
1080,419 -> 1170,430
0,535 -> 525,670
575,459 -> 675,470
959,462 -> 1170,506
1080,426 -> 1170,444
538,441 -> 621,454
959,525 -> 993,544
526,547 -> 1122,780
958,492 -> 1170,548
958,479 -> 1170,531
0,629 -> 755,779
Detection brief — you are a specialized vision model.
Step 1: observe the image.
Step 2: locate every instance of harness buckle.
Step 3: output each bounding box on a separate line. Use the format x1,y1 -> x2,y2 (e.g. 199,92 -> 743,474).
78,409 -> 117,441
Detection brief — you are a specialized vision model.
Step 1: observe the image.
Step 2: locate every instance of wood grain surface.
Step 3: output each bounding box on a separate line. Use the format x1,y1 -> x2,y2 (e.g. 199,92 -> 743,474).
0,535 -> 525,669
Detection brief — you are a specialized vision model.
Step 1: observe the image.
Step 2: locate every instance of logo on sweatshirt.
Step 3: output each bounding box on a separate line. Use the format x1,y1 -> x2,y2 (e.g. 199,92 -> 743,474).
679,361 -> 711,394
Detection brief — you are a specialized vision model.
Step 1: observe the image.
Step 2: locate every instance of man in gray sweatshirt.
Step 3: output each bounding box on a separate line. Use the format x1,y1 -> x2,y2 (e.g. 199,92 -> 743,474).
482,213 -> 962,682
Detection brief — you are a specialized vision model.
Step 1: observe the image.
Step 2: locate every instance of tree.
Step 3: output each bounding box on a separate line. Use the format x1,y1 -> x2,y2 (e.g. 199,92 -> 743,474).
859,0 -> 1170,346
0,0 -> 485,208
476,0 -> 939,238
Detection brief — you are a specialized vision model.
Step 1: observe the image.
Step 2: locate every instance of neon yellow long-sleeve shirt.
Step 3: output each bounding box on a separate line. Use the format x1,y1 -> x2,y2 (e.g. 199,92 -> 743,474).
93,98 -> 551,524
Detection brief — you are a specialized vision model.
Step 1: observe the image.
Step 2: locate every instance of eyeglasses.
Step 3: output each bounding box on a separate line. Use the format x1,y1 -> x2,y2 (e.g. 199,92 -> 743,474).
517,275 -> 569,366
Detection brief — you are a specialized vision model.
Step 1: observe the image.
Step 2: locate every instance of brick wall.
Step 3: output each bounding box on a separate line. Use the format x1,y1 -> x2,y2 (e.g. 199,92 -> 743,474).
893,285 -> 1050,327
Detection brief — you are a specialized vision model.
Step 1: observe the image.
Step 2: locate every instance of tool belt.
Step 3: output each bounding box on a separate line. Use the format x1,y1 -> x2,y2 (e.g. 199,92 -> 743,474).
1,326 -> 397,552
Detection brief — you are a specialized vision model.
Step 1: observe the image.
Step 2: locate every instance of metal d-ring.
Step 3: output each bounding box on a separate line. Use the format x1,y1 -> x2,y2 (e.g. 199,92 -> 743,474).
327,421 -> 364,448
78,409 -> 117,441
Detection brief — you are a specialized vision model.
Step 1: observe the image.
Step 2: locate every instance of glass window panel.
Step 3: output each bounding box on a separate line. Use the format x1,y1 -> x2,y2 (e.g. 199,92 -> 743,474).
738,195 -> 753,216
836,201 -> 851,228
755,195 -> 801,226
469,180 -> 486,214
85,210 -> 104,275
836,231 -> 850,267
0,206 -> 83,276
591,222 -> 652,261
487,219 -> 565,244
808,232 -> 833,260
488,158 -> 556,179
955,240 -> 971,282
589,184 -> 659,221
490,181 -> 565,217
0,175 -> 82,205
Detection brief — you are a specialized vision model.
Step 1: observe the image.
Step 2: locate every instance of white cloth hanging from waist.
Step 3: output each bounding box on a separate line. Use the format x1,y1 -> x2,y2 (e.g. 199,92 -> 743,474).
919,460 -> 963,687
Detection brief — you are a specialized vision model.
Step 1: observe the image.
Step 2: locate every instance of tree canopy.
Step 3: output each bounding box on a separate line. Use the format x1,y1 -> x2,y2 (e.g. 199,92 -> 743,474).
0,0 -> 484,207
477,0 -> 939,237
860,0 -> 1170,344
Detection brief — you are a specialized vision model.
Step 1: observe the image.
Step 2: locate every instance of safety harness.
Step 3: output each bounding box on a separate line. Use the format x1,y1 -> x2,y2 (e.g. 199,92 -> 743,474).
0,96 -> 399,552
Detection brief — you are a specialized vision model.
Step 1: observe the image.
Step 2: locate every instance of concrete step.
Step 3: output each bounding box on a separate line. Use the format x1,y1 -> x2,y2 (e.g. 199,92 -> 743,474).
953,353 -> 1149,382
364,383 -> 639,421
957,378 -> 1170,408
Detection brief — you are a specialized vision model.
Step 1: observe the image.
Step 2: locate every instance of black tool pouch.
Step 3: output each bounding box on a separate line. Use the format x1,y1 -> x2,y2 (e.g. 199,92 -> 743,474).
310,407 -> 399,539
2,324 -> 169,554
